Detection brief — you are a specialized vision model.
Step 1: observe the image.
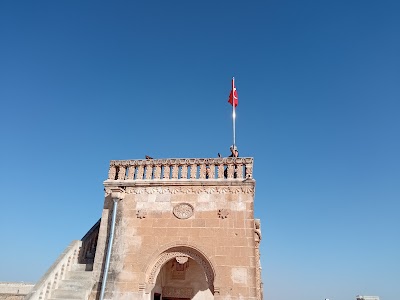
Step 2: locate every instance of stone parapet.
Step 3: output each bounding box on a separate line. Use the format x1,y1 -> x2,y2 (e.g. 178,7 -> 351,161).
80,219 -> 101,264
0,282 -> 34,300
106,157 -> 253,181
0,283 -> 34,295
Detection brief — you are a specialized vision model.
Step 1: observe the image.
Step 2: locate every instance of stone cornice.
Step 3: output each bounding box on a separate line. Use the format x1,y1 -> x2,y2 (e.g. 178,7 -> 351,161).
104,182 -> 255,196
104,178 -> 255,187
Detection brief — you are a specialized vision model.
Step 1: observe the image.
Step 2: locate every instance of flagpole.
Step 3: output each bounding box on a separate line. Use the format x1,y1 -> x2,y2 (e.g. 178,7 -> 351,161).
232,77 -> 236,148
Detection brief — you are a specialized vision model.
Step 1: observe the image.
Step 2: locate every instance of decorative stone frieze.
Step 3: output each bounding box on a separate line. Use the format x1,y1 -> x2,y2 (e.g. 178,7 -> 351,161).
162,286 -> 193,298
124,186 -> 254,195
173,203 -> 194,219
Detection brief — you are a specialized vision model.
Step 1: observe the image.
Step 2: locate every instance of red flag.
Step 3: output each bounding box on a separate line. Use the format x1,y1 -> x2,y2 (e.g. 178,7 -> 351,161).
228,79 -> 238,107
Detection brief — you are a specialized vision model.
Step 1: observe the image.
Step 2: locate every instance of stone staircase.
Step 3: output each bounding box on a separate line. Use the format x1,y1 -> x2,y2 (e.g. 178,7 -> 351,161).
47,262 -> 93,300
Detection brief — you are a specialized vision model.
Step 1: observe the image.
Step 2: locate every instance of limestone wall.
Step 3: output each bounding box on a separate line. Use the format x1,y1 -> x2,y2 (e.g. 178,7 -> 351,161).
0,282 -> 34,300
0,295 -> 24,300
93,182 -> 258,300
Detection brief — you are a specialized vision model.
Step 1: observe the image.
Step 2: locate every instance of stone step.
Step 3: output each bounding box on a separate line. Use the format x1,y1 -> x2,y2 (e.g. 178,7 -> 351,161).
56,279 -> 92,290
66,270 -> 93,281
47,263 -> 93,300
72,263 -> 93,271
50,287 -> 87,299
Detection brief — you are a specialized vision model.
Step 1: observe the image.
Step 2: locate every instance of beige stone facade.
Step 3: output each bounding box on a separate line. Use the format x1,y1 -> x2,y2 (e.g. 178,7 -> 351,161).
0,282 -> 34,300
89,157 -> 262,300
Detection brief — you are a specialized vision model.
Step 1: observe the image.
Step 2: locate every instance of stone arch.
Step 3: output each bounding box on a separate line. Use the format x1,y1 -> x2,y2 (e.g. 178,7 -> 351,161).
145,245 -> 215,294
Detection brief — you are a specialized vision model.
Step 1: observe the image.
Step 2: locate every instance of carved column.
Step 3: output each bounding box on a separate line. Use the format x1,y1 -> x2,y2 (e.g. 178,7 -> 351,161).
199,164 -> 207,179
181,164 -> 188,179
108,165 -> 116,180
227,163 -> 234,179
153,163 -> 161,179
137,164 -> 144,180
171,163 -> 179,179
190,163 -> 197,179
117,165 -> 126,180
236,162 -> 243,178
163,164 -> 170,179
208,164 -> 215,179
145,164 -> 153,180
246,163 -> 253,178
127,164 -> 135,180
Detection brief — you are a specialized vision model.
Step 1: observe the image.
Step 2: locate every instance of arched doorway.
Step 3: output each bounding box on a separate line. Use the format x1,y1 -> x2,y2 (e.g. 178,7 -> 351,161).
146,246 -> 215,300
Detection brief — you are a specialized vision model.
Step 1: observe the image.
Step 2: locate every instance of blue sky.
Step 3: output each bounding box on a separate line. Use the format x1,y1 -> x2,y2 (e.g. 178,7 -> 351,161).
0,1 -> 399,299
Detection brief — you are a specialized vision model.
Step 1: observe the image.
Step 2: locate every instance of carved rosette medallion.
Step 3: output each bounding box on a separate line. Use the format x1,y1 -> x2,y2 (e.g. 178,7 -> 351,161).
173,203 -> 194,219
137,209 -> 147,219
218,208 -> 230,219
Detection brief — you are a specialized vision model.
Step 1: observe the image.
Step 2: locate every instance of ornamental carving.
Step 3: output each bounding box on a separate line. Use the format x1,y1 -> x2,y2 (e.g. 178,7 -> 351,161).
173,203 -> 194,219
162,287 -> 193,298
176,256 -> 188,264
110,157 -> 253,167
254,218 -> 262,241
254,218 -> 262,300
146,247 -> 214,293
218,209 -> 230,219
137,209 -> 147,219
124,186 -> 254,195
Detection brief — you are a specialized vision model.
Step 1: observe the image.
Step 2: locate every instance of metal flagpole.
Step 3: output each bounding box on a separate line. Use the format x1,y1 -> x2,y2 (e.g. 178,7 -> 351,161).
232,77 -> 236,148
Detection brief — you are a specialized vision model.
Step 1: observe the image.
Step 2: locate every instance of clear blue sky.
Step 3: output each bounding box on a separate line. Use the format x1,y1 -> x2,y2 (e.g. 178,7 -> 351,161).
1,1 -> 399,299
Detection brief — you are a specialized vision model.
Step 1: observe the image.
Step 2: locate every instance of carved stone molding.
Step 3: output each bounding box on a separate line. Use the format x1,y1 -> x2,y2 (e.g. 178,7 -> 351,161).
110,157 -> 253,167
218,208 -> 230,219
146,247 -> 214,293
214,287 -> 220,295
138,283 -> 146,292
254,219 -> 262,300
173,203 -> 194,219
124,186 -> 254,195
255,246 -> 262,300
162,287 -> 193,298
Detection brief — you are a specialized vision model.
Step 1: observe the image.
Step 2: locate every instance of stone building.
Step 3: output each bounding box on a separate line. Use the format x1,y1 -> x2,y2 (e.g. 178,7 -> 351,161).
356,296 -> 380,300
23,156 -> 263,300
0,283 -> 34,300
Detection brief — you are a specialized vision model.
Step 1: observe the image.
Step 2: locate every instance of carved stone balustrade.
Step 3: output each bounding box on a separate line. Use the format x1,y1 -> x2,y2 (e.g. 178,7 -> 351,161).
79,219 -> 100,264
106,157 -> 253,182
24,241 -> 81,300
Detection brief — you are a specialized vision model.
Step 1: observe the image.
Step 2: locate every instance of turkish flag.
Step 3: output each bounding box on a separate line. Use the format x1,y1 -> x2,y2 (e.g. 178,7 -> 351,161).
228,79 -> 238,107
